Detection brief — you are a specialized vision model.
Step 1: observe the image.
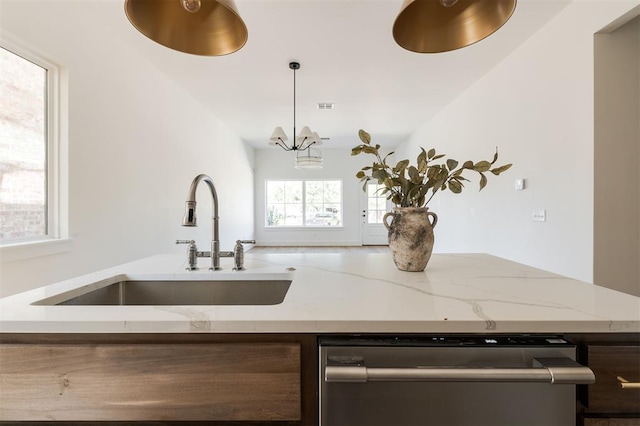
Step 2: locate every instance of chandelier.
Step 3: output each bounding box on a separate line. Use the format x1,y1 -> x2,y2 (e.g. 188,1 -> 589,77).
269,62 -> 323,168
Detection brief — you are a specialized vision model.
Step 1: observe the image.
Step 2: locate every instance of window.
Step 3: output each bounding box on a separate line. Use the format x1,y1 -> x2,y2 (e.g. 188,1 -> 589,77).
266,180 -> 342,227
367,182 -> 388,224
0,43 -> 63,247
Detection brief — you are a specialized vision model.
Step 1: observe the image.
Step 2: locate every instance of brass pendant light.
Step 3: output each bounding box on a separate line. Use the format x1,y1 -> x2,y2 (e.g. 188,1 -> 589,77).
393,0 -> 517,54
124,0 -> 248,56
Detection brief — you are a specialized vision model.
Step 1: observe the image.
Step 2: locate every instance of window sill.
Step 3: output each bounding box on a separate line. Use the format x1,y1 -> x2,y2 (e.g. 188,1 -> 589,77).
0,238 -> 74,263
264,226 -> 345,231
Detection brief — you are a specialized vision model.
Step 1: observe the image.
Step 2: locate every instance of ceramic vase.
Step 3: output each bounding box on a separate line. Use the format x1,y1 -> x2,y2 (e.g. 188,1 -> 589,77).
383,207 -> 438,272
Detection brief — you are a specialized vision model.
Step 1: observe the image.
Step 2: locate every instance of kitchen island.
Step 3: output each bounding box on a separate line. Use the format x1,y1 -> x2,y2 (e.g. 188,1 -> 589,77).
1,252 -> 639,333
0,253 -> 638,424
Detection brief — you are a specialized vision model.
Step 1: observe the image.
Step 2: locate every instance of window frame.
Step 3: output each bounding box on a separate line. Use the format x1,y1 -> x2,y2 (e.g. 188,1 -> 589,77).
264,179 -> 344,229
0,36 -> 70,260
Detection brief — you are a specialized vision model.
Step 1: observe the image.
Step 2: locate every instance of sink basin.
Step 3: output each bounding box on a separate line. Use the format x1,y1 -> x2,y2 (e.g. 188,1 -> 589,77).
34,277 -> 292,306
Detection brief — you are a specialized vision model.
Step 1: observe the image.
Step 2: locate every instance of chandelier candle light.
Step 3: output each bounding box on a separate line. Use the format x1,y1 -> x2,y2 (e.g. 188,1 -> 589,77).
269,62 -> 323,169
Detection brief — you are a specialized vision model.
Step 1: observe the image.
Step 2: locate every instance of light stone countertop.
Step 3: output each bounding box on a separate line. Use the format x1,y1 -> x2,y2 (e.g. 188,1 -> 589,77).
0,253 -> 638,334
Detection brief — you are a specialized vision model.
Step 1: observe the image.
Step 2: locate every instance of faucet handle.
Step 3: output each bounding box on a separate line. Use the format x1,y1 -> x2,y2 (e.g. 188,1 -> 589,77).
232,240 -> 255,271
176,240 -> 198,271
176,239 -> 196,245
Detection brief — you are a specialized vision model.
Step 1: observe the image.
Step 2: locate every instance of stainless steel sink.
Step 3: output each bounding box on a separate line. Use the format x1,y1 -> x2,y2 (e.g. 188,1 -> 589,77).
34,278 -> 292,306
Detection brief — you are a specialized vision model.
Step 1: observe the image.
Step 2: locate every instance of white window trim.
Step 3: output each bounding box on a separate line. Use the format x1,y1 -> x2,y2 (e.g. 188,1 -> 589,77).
0,32 -> 70,261
264,179 -> 344,229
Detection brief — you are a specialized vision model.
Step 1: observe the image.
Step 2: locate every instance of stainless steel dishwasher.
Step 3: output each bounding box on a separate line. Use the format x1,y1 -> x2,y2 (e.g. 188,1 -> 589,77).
319,335 -> 595,426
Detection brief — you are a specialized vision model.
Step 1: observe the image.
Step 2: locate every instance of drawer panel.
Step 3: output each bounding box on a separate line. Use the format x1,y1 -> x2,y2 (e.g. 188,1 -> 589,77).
582,418 -> 640,426
0,343 -> 301,421
586,345 -> 640,412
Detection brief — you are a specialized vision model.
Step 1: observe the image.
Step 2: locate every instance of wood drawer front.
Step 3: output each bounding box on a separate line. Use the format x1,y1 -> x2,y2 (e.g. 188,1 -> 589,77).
583,418 -> 640,426
0,342 -> 301,421
586,345 -> 640,412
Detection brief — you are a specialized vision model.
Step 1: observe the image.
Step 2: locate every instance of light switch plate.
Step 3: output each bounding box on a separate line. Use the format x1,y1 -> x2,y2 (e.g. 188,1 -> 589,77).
532,209 -> 546,222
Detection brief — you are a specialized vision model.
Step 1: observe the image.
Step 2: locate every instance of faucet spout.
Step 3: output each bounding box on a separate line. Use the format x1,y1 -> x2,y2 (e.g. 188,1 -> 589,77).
182,174 -> 221,270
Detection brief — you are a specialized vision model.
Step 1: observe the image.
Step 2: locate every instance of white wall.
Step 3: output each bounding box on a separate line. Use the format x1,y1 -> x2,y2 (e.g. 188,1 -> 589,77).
394,0 -> 640,283
254,148 -> 373,246
594,15 -> 640,296
0,1 -> 254,297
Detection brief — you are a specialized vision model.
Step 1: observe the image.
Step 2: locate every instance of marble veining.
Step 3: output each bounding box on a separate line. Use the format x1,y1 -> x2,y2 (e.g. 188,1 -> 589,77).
0,253 -> 638,334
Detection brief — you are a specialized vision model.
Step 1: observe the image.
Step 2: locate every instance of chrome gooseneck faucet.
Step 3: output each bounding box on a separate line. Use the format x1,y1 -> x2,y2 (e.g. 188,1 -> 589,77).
177,174 -> 254,271
180,174 -> 225,270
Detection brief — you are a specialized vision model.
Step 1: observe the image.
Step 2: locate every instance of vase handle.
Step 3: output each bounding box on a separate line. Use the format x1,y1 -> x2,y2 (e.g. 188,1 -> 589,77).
428,211 -> 438,228
383,212 -> 395,231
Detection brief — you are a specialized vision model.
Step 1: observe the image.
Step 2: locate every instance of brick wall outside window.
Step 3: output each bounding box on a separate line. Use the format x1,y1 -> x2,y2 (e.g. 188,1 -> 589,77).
0,47 -> 47,241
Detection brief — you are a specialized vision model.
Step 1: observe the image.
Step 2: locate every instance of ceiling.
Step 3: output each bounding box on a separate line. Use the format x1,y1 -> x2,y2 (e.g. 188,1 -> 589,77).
115,0 -> 571,149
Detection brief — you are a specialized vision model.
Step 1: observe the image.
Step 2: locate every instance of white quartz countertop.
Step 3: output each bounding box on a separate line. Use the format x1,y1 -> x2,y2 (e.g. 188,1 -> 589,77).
1,253 -> 638,334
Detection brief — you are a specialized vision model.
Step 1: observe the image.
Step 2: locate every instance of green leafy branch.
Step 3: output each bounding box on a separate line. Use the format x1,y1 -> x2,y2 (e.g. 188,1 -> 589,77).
351,129 -> 512,207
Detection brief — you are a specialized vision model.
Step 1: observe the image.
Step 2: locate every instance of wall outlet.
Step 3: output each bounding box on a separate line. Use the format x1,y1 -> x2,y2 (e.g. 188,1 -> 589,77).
515,179 -> 525,190
532,209 -> 546,222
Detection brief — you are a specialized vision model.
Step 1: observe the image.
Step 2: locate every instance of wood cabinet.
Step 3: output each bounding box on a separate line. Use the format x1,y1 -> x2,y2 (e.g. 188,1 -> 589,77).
568,334 -> 640,426
584,345 -> 640,413
582,420 -> 640,426
1,332 -> 637,425
0,334 -> 317,424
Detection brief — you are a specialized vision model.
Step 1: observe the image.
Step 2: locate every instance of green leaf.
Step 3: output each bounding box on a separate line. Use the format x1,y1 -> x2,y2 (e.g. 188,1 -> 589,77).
479,173 -> 488,190
362,145 -> 378,155
394,159 -> 409,173
418,148 -> 427,164
418,159 -> 427,173
490,163 -> 513,175
463,160 -> 474,169
491,150 -> 498,165
437,168 -> 449,181
446,159 -> 458,171
406,185 -> 420,200
453,175 -> 466,184
449,180 -> 462,194
473,161 -> 491,172
408,166 -> 419,181
432,154 -> 445,160
359,129 -> 371,145
372,169 -> 388,181
356,171 -> 366,179
427,148 -> 436,159
384,177 -> 394,189
351,146 -> 362,156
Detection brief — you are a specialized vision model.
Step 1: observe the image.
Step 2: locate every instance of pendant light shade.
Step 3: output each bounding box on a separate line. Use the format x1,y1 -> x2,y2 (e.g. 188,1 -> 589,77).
393,0 -> 516,54
124,0 -> 248,56
295,148 -> 323,169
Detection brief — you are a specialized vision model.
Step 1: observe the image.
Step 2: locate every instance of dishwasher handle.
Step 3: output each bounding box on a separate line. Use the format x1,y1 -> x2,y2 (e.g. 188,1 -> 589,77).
325,357 -> 595,385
